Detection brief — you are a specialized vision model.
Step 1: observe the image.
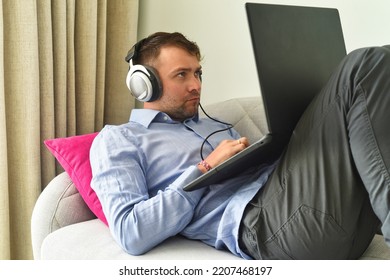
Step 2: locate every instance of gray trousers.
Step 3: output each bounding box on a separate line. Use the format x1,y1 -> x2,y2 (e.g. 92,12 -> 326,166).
239,46 -> 390,259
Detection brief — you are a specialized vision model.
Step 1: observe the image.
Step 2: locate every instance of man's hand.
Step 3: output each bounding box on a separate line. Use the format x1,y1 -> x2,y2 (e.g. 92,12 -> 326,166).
197,137 -> 250,173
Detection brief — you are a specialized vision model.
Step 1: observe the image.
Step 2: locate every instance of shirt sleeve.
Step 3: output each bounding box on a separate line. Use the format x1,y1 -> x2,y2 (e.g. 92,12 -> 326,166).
90,125 -> 207,255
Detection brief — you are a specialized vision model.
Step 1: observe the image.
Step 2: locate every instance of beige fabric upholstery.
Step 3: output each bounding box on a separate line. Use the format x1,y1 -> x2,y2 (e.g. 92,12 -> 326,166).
201,97 -> 268,144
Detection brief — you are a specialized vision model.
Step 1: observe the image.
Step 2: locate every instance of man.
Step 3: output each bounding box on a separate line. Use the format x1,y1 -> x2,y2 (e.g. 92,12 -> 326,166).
90,32 -> 390,259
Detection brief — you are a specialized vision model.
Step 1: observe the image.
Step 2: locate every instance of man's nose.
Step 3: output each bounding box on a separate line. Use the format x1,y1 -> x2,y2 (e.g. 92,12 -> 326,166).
189,74 -> 201,92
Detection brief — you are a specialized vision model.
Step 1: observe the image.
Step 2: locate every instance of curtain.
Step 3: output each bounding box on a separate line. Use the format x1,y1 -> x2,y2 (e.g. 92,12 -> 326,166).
0,0 -> 139,260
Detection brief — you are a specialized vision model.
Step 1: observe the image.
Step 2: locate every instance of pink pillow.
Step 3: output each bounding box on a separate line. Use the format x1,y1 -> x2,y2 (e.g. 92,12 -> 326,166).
44,132 -> 108,225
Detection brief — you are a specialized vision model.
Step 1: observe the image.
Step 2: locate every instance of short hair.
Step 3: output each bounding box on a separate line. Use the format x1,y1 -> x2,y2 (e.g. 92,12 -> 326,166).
131,32 -> 201,66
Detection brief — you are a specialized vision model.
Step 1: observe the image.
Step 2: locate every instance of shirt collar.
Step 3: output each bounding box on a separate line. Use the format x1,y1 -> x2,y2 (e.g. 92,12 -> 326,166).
130,109 -> 199,128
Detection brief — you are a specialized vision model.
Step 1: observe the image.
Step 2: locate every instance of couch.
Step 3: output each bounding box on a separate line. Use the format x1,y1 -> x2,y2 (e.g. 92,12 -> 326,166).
31,97 -> 390,260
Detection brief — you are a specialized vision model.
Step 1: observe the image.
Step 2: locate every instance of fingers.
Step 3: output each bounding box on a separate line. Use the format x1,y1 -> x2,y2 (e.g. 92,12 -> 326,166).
220,137 -> 249,149
236,137 -> 249,148
203,137 -> 250,169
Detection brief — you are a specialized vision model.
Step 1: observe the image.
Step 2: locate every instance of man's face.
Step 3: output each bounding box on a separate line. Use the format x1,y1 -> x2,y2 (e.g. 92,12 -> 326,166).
144,46 -> 202,122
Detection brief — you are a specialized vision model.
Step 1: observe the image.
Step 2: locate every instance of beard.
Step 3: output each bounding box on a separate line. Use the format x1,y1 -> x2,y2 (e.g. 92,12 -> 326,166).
167,99 -> 200,121
160,90 -> 200,121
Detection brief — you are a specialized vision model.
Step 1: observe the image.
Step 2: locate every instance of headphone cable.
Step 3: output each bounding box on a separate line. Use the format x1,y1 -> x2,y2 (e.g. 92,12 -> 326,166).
199,103 -> 234,161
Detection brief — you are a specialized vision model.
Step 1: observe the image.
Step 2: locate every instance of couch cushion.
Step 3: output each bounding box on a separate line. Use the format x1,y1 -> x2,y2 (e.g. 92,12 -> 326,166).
40,219 -> 240,260
40,219 -> 390,260
202,96 -> 268,144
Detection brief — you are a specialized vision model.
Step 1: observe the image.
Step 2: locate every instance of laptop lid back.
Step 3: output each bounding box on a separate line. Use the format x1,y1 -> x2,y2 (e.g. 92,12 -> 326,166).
246,3 -> 347,139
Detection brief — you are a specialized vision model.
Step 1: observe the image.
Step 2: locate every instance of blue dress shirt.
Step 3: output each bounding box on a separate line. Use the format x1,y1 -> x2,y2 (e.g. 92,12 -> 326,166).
90,109 -> 276,258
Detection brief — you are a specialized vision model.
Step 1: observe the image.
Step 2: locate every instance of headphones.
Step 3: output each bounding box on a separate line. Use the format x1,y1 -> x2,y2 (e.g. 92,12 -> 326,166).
125,40 -> 162,102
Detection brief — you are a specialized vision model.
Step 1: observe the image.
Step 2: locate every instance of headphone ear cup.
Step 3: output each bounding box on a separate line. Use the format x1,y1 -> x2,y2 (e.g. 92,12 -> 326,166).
126,64 -> 162,102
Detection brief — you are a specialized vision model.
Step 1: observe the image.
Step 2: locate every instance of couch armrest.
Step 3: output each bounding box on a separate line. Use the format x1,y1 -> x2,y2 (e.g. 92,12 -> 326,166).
31,172 -> 96,259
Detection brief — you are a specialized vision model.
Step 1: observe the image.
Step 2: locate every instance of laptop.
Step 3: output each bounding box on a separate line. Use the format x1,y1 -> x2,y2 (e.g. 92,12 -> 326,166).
183,3 -> 347,191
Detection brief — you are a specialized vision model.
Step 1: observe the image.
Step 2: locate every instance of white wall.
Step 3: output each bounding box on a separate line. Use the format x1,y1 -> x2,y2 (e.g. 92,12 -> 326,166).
138,0 -> 390,105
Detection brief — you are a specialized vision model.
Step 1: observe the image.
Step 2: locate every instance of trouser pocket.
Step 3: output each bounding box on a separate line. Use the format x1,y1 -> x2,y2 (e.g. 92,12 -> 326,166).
261,205 -> 350,259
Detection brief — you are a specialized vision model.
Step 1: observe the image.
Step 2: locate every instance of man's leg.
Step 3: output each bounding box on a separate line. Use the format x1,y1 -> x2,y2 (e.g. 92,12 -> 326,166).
240,46 -> 390,259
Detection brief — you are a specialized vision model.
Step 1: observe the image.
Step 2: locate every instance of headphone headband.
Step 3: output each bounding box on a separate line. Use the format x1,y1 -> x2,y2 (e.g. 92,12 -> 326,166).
125,42 -> 138,63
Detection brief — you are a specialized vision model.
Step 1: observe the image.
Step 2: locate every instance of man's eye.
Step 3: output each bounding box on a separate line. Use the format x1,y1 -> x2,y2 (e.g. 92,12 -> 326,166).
196,70 -> 203,78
